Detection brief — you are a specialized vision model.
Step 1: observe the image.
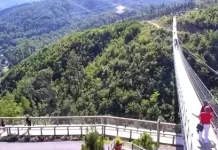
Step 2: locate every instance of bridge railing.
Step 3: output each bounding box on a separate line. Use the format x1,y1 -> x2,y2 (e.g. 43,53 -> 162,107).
174,46 -> 193,150
0,116 -> 181,134
178,44 -> 218,136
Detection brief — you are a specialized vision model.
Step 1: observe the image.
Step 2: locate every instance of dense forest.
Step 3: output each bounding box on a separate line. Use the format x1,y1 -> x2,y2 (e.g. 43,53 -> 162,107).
178,5 -> 218,97
0,0 -> 189,66
0,21 -> 177,122
2,0 -> 218,123
161,4 -> 218,98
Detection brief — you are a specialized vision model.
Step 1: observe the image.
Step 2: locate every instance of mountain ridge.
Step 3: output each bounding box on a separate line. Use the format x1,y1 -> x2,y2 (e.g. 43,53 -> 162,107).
0,0 -> 186,66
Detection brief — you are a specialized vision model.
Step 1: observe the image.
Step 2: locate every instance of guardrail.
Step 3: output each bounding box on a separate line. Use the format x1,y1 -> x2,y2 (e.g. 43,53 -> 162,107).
0,116 -> 181,135
173,18 -> 193,150
0,124 -> 181,145
174,43 -> 194,150
179,41 -> 218,136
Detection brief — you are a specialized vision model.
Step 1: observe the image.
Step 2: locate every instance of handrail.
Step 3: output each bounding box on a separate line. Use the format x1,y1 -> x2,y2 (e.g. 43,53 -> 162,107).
0,116 -> 181,134
0,116 -> 172,124
0,125 -> 182,137
174,40 -> 194,150
173,17 -> 194,150
178,41 -> 218,136
0,124 -> 182,145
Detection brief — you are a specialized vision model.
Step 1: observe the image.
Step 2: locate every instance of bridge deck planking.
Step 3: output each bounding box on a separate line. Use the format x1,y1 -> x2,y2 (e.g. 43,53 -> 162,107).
173,17 -> 218,150
0,124 -> 183,146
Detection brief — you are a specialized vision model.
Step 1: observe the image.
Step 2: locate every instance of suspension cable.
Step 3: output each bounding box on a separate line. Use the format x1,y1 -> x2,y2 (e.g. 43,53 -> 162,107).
178,39 -> 218,76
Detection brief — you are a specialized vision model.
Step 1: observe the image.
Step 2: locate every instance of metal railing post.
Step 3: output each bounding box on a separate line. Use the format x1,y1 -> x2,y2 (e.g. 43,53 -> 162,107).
9,127 -> 11,135
27,127 -> 30,135
157,119 -> 160,146
17,127 -> 19,135
56,118 -> 58,126
104,125 -> 106,137
40,127 -> 42,135
67,127 -> 69,136
129,130 -> 132,141
116,127 -> 118,136
81,126 -> 83,136
54,127 -> 56,136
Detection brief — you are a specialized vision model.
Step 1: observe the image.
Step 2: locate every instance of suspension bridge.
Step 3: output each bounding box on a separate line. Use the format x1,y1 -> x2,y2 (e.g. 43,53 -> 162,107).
0,17 -> 218,150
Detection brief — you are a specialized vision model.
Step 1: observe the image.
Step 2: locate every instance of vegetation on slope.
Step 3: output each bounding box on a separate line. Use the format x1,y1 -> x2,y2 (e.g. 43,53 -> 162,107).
161,4 -> 218,98
0,0 -> 191,66
178,5 -> 218,98
0,21 -> 177,122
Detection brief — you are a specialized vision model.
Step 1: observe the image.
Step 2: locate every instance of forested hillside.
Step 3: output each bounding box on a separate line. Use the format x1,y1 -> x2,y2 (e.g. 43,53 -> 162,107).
178,5 -> 218,97
0,21 -> 177,122
2,0 -> 217,123
0,0 -> 187,66
161,4 -> 218,98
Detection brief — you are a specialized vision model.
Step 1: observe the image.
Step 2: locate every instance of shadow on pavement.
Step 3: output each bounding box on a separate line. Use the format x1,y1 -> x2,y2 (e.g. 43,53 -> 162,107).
198,140 -> 216,150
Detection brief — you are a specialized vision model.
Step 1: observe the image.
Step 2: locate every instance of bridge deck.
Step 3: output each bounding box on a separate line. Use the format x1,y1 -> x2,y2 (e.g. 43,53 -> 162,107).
173,17 -> 218,150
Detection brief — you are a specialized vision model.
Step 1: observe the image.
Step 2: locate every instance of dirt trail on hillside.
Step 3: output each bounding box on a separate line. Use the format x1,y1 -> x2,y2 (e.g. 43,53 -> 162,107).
147,21 -> 161,28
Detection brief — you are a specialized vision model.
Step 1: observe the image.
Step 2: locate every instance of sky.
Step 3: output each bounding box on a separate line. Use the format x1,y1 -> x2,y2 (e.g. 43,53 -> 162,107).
0,0 -> 41,10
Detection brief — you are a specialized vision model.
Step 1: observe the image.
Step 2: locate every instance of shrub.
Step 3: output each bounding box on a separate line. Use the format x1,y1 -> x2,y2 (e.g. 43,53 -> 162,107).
38,136 -> 45,142
133,132 -> 158,150
1,135 -> 19,142
24,136 -> 31,142
81,129 -> 104,150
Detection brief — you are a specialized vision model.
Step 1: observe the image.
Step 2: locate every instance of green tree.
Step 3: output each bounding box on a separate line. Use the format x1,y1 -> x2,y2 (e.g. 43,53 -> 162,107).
133,132 -> 158,150
0,93 -> 24,117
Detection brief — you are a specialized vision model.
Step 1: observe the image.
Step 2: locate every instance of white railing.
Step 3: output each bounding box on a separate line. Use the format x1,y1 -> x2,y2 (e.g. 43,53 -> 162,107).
180,47 -> 218,136
173,16 -> 193,150
174,45 -> 193,150
0,116 -> 181,134
0,124 -> 181,145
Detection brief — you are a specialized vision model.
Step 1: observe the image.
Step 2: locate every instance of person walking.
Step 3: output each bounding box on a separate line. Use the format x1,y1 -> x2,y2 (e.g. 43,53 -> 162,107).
26,116 -> 31,126
196,100 -> 213,133
194,106 -> 213,144
1,119 -> 5,127
1,119 -> 5,132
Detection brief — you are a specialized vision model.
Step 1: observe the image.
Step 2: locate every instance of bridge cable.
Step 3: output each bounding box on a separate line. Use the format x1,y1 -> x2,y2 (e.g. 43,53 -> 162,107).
177,39 -> 218,122
178,39 -> 218,76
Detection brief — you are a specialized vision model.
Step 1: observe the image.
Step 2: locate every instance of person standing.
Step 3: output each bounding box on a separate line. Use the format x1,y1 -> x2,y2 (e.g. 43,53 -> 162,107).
1,119 -> 5,132
196,100 -> 213,133
1,119 -> 5,127
198,106 -> 213,144
26,116 -> 31,126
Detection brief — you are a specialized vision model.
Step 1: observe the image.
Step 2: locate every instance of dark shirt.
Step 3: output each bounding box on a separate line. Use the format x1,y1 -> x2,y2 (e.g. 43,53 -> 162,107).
1,120 -> 5,127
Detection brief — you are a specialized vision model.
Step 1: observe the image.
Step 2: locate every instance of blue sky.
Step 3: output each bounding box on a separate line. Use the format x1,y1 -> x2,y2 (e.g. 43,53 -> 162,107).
0,0 -> 41,9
